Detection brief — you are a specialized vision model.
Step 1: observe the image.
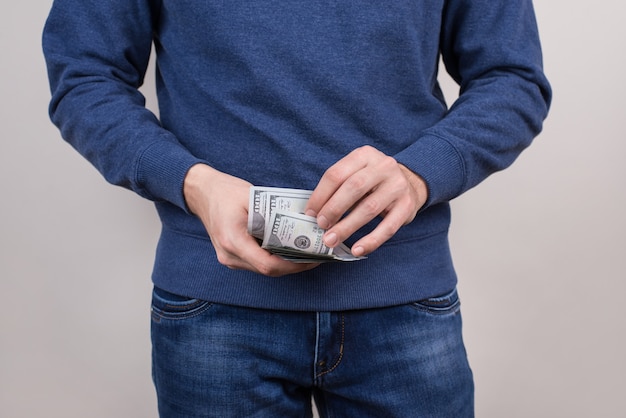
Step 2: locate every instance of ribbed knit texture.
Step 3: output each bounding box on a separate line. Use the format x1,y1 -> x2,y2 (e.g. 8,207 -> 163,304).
43,0 -> 551,310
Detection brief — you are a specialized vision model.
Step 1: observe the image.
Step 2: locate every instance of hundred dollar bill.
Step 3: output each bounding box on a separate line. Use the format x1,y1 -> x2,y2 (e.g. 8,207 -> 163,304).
262,210 -> 331,255
262,210 -> 364,262
247,186 -> 312,239
247,186 -> 365,262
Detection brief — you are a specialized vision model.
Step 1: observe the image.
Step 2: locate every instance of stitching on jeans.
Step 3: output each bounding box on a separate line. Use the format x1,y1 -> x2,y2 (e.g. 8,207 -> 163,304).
163,300 -> 204,310
151,302 -> 213,322
316,313 -> 345,378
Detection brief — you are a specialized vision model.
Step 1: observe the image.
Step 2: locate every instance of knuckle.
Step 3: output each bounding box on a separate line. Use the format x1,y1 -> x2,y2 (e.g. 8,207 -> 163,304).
360,197 -> 382,217
254,261 -> 272,276
256,265 -> 274,276
322,201 -> 342,220
381,155 -> 398,169
378,156 -> 400,174
345,173 -> 368,193
217,234 -> 237,255
357,145 -> 376,155
212,234 -> 241,269
256,260 -> 281,277
215,252 -> 234,268
391,180 -> 409,197
324,166 -> 347,185
353,145 -> 379,163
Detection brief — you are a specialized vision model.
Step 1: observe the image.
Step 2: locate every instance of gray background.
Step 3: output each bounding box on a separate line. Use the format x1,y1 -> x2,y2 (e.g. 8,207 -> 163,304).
1,1 -> 624,417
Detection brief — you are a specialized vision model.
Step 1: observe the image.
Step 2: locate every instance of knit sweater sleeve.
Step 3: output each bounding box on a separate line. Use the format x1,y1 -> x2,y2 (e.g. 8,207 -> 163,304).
394,0 -> 552,208
42,0 -> 203,211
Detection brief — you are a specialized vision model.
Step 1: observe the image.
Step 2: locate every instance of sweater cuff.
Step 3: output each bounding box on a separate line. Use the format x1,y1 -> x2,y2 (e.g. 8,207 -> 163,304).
394,134 -> 466,208
135,139 -> 205,213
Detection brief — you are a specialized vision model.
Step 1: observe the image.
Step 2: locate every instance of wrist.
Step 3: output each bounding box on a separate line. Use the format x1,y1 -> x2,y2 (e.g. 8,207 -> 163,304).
399,164 -> 429,208
183,163 -> 216,215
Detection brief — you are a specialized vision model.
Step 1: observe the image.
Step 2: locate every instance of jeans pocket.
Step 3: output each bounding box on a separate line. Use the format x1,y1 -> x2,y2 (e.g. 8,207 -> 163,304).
150,286 -> 212,322
410,287 -> 460,316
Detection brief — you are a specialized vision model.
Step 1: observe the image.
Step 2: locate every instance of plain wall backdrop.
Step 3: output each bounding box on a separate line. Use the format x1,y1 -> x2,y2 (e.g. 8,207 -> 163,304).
1,1 -> 624,417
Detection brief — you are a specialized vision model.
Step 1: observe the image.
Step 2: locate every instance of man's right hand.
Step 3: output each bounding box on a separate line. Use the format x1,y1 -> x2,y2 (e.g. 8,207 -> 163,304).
183,163 -> 320,277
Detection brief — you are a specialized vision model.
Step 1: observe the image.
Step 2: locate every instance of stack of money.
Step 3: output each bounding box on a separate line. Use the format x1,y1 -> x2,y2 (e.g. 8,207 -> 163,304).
247,186 -> 365,262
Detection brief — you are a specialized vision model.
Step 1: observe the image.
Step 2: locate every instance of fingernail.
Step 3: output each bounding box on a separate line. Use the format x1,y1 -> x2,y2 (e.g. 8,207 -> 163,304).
317,215 -> 329,229
305,209 -> 317,218
324,232 -> 337,247
352,246 -> 365,257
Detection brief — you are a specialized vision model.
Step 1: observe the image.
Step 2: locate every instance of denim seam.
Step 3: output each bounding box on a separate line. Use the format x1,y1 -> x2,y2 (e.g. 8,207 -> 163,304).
315,313 -> 345,379
409,299 -> 460,316
151,302 -> 213,322
162,300 -> 205,311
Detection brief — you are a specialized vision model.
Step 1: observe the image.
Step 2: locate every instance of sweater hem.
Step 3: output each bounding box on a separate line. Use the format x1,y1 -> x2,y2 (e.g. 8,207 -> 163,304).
151,225 -> 458,312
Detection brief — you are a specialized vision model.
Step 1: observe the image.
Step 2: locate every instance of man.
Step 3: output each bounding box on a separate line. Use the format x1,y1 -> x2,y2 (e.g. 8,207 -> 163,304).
43,1 -> 551,416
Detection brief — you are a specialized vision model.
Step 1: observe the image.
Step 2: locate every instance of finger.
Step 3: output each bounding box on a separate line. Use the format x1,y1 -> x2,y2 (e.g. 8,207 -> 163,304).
305,149 -> 369,219
230,233 -> 320,276
349,205 -> 408,256
245,247 -> 320,277
316,153 -> 400,230
322,188 -> 394,247
318,170 -> 380,229
219,244 -> 319,277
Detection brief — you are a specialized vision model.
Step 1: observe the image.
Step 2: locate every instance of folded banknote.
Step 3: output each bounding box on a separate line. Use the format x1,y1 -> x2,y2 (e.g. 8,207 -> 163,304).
247,186 -> 365,262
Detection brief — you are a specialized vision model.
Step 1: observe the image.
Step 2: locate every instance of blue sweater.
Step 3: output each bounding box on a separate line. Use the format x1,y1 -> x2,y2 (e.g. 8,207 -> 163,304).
43,0 -> 551,310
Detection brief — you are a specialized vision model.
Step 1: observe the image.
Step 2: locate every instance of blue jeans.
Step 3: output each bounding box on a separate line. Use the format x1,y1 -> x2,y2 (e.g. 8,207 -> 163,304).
151,286 -> 474,417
